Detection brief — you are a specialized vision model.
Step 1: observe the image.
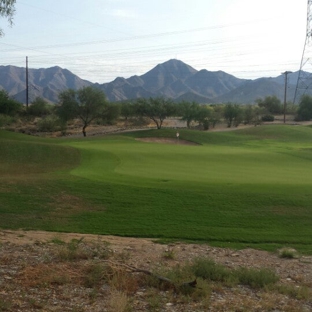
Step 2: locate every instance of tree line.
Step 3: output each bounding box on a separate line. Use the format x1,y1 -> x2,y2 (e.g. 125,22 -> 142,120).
1,87 -> 312,136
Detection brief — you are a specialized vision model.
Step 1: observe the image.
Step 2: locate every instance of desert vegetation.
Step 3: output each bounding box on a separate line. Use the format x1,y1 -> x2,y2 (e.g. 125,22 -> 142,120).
1,88 -> 312,310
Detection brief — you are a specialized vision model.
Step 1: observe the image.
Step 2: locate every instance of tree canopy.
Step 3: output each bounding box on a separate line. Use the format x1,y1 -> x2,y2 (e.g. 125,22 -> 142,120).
256,96 -> 282,114
0,0 -> 16,36
57,86 -> 110,136
135,97 -> 177,129
296,95 -> 312,121
0,89 -> 22,116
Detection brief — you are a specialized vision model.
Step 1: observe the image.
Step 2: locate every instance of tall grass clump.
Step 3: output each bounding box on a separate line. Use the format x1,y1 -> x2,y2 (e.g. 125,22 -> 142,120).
278,248 -> 299,259
191,258 -> 233,284
190,257 -> 279,289
234,267 -> 279,289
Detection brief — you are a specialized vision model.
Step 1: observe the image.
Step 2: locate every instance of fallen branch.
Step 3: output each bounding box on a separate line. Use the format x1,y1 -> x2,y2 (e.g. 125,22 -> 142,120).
103,260 -> 197,292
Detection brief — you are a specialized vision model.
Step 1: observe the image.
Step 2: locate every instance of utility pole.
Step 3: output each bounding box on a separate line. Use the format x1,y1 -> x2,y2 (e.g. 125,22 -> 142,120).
294,0 -> 312,104
26,56 -> 29,108
282,71 -> 292,124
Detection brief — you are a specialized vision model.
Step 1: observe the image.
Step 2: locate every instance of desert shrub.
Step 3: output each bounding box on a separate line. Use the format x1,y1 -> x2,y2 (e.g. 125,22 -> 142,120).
261,114 -> 275,122
190,258 -> 278,289
0,114 -> 17,127
83,264 -> 106,288
274,284 -> 311,300
234,267 -> 279,289
191,258 -> 231,283
36,115 -> 64,132
28,97 -> 52,117
278,248 -> 298,259
56,238 -> 90,261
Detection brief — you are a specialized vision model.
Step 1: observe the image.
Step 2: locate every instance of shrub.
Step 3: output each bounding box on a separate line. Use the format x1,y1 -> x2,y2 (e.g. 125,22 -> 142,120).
234,267 -> 279,289
274,284 -> 311,300
28,97 -> 52,117
0,114 -> 17,127
189,258 -> 279,289
36,115 -> 64,132
278,248 -> 298,259
261,114 -> 275,122
190,258 -> 231,283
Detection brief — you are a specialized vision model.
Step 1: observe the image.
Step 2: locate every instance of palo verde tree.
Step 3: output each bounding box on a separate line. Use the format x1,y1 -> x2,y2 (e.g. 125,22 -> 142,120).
179,101 -> 200,128
256,95 -> 283,114
57,86 -> 110,137
135,97 -> 177,129
195,105 -> 212,130
223,103 -> 243,127
0,0 -> 16,36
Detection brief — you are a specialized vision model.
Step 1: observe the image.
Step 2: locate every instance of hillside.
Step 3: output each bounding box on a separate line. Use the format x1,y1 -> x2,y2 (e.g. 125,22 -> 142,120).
0,59 -> 302,104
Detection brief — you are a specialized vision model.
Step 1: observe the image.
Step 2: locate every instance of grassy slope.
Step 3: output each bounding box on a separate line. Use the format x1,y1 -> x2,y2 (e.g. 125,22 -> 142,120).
1,126 -> 312,253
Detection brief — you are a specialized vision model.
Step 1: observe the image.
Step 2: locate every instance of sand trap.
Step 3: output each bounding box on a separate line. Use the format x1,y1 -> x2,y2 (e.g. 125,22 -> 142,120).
136,137 -> 200,145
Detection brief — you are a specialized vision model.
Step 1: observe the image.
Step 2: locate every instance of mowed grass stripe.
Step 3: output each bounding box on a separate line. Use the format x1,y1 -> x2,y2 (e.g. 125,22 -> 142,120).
68,137 -> 312,185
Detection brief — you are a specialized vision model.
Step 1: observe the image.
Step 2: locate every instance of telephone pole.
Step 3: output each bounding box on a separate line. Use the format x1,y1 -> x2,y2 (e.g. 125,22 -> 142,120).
26,56 -> 29,108
282,71 -> 292,123
294,0 -> 312,104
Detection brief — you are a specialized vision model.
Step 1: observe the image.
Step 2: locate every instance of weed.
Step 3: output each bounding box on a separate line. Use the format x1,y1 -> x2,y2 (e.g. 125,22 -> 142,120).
162,248 -> 175,260
278,248 -> 298,259
114,250 -> 131,262
83,264 -> 106,288
28,298 -> 44,309
234,267 -> 279,289
190,257 -> 278,289
91,240 -> 112,259
273,284 -> 311,300
109,290 -> 129,312
109,268 -> 139,294
146,289 -> 162,311
190,258 -> 231,283
50,237 -> 66,245
56,238 -> 89,261
0,298 -> 12,311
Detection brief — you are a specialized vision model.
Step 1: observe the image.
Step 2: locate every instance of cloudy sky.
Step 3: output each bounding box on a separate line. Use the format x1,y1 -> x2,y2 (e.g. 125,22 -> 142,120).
0,0 -> 308,83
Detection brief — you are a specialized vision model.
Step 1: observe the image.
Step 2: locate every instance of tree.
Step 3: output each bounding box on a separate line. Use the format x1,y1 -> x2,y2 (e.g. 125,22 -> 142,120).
209,105 -> 223,128
120,101 -> 136,120
57,86 -> 109,136
223,103 -> 242,127
179,101 -> 200,128
195,105 -> 212,130
135,97 -> 177,129
27,97 -> 52,117
296,95 -> 312,121
0,0 -> 16,36
256,96 -> 282,114
0,89 -> 22,116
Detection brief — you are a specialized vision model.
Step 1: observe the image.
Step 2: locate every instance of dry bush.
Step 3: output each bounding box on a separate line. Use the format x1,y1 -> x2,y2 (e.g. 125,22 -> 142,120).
18,263 -> 81,288
109,290 -> 129,312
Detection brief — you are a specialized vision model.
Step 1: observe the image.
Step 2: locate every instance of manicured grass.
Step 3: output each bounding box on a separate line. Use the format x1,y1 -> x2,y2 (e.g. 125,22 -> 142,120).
1,126 -> 312,254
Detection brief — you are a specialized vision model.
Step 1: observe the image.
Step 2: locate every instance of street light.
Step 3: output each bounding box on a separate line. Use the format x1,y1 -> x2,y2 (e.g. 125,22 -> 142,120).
282,71 -> 292,124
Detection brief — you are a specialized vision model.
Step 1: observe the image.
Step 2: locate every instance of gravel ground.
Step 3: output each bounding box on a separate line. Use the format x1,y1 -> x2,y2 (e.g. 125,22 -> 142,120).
0,230 -> 311,312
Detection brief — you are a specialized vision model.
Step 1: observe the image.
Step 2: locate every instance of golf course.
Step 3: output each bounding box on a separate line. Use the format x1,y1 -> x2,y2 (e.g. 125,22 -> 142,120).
1,125 -> 312,254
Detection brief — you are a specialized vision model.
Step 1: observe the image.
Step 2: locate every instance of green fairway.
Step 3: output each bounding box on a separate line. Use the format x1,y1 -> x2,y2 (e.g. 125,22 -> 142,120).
1,125 -> 312,253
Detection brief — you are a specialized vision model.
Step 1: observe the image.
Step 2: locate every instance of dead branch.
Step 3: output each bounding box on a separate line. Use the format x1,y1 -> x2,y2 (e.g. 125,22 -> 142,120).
102,260 -> 197,291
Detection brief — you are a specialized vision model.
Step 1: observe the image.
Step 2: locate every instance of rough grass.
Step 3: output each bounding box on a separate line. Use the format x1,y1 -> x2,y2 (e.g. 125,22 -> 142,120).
1,126 -> 312,254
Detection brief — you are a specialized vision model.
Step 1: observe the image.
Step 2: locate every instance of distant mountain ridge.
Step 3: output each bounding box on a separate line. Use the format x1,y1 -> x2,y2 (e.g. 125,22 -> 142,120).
0,59 -> 300,104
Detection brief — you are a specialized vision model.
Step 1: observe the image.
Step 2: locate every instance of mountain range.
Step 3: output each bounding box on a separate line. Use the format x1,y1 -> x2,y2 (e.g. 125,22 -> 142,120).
0,59 -> 300,104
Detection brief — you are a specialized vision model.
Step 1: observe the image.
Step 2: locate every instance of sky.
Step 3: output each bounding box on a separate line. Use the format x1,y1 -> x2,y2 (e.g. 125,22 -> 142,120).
0,0 -> 309,83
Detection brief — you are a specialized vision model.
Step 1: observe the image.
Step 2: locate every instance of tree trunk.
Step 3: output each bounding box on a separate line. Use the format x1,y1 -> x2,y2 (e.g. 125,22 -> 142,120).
82,125 -> 87,137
